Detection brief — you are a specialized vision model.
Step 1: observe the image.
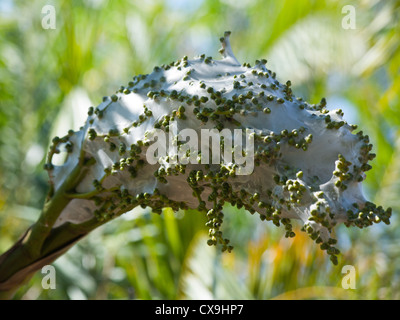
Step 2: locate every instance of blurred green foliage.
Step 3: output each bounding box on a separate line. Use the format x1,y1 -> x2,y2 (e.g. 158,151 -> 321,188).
0,0 -> 399,299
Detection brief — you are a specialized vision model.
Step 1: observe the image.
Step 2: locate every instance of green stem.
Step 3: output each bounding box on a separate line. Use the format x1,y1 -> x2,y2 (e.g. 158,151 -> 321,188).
24,163 -> 84,258
65,185 -> 120,200
0,157 -> 93,299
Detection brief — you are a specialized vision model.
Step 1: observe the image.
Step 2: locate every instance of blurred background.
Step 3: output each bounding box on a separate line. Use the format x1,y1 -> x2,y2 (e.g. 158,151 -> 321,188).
0,0 -> 399,299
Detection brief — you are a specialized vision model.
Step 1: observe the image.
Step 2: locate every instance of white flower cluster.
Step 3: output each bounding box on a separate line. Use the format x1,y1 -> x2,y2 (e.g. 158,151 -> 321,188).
45,32 -> 391,264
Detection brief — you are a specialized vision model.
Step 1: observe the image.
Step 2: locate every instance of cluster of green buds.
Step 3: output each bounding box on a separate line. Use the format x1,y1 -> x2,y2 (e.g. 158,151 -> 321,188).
44,32 -> 391,265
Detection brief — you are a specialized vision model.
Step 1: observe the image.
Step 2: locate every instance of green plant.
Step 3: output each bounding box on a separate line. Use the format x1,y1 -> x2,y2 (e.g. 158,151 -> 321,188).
0,31 -> 391,299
